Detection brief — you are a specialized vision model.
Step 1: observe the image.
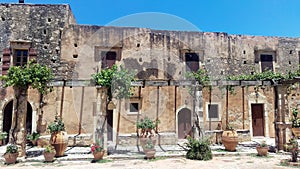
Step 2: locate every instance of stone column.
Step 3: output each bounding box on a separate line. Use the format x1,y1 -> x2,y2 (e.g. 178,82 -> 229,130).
95,87 -> 108,154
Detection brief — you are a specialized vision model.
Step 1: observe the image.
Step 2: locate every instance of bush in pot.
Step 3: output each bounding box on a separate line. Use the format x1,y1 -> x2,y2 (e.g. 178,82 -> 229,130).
91,139 -> 105,161
3,144 -> 19,164
137,116 -> 159,149
26,131 -> 40,146
291,108 -> 300,137
0,131 -> 8,145
256,140 -> 268,156
222,124 -> 239,151
43,144 -> 56,162
48,116 -> 68,157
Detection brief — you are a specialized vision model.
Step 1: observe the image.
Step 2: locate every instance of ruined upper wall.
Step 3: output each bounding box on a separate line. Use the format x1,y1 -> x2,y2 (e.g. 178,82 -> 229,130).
61,24 -> 300,80
1,3 -> 300,81
0,3 -> 76,79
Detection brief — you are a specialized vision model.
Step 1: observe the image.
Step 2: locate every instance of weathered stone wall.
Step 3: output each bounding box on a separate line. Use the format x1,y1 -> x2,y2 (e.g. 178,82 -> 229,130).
1,3 -> 300,145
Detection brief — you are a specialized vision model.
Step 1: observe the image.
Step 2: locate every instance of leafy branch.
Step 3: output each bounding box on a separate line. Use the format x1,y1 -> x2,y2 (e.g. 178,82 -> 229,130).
1,60 -> 54,94
91,64 -> 135,99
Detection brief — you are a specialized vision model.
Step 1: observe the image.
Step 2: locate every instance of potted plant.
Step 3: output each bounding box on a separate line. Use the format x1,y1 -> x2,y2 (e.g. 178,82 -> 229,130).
48,116 -> 68,157
27,131 -> 40,146
291,108 -> 300,137
221,124 -> 239,151
256,140 -> 268,156
0,131 -> 8,145
137,116 -> 159,148
43,144 -> 56,162
91,139 -> 105,161
143,139 -> 156,159
284,138 -> 299,162
3,144 -> 19,164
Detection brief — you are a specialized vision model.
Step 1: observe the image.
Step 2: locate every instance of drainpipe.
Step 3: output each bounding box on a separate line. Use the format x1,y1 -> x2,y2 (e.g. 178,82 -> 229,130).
174,86 -> 177,132
136,86 -> 142,151
242,86 -> 245,129
226,87 -> 229,128
78,86 -> 85,134
59,80 -> 66,118
274,85 -> 279,150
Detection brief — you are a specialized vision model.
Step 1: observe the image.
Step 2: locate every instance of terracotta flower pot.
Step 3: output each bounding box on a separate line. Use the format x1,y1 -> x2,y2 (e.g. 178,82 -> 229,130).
292,128 -> 300,137
93,151 -> 105,161
222,130 -> 239,151
3,153 -> 18,164
43,152 -> 56,162
256,146 -> 268,156
144,148 -> 156,159
49,131 -> 68,157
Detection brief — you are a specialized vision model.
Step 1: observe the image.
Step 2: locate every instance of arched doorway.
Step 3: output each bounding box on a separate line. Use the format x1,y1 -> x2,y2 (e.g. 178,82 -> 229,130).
3,100 -> 33,143
177,108 -> 192,139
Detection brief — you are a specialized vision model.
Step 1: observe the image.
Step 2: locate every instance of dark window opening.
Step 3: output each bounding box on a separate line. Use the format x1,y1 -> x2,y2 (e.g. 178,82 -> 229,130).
260,54 -> 273,72
243,50 -> 246,54
73,54 -> 78,59
101,51 -> 117,69
74,43 -> 78,47
130,103 -> 139,113
14,49 -> 28,66
48,18 -> 52,22
185,52 -> 199,72
208,104 -> 218,119
290,50 -> 293,54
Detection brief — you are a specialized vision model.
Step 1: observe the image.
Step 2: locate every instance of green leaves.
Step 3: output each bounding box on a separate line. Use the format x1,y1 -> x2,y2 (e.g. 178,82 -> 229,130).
1,60 -> 54,94
92,64 -> 135,99
227,69 -> 300,81
137,116 -> 159,130
47,116 -> 65,133
186,69 -> 210,85
185,136 -> 212,161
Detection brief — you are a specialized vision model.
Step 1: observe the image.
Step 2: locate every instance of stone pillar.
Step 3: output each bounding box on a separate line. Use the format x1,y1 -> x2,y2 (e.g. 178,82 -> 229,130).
95,87 -> 108,154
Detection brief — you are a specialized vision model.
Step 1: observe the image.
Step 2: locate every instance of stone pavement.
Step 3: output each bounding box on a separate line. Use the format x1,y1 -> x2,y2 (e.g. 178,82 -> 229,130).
0,138 -> 287,163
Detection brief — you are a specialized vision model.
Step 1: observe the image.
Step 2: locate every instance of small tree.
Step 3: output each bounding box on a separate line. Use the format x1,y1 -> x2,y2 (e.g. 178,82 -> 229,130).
1,60 -> 54,156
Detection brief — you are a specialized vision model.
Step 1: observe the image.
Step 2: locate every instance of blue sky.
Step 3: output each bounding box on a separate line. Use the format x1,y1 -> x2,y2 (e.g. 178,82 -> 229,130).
2,0 -> 300,37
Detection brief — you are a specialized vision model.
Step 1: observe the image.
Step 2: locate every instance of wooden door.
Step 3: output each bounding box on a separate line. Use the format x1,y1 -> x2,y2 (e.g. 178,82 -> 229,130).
178,108 -> 192,139
107,110 -> 113,141
251,104 -> 264,136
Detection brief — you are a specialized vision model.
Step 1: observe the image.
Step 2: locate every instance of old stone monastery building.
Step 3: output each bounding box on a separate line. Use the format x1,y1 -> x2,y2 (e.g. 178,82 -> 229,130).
0,3 -> 299,149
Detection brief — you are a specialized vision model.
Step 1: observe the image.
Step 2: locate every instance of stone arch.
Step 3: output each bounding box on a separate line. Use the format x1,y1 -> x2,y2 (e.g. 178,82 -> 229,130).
2,99 -> 36,143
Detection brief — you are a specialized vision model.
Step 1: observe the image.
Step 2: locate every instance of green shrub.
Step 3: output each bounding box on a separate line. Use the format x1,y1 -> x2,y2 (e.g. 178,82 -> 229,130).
185,136 -> 212,161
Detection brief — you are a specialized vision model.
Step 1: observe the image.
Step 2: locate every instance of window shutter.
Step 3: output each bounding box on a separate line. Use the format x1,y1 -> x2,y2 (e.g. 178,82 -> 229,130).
2,48 -> 11,75
28,48 -> 37,62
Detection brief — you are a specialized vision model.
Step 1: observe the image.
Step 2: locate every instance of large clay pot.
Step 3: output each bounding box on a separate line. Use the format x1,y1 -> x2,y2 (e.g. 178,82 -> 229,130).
139,137 -> 156,151
256,146 -> 268,156
144,148 -> 156,159
292,128 -> 300,137
49,131 -> 68,157
3,153 -> 18,164
222,130 -> 239,151
43,152 -> 56,162
93,151 -> 105,161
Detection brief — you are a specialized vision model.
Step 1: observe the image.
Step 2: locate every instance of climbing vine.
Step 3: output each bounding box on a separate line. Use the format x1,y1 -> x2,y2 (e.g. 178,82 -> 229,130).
91,64 -> 135,99
186,68 -> 210,85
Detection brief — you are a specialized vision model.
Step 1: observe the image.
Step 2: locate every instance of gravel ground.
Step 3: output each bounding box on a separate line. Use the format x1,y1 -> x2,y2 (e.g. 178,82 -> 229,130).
0,154 -> 294,169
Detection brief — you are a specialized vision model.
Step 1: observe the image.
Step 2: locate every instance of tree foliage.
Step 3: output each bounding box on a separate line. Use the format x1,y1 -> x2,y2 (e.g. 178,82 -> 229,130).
92,64 -> 135,99
1,61 -> 54,94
